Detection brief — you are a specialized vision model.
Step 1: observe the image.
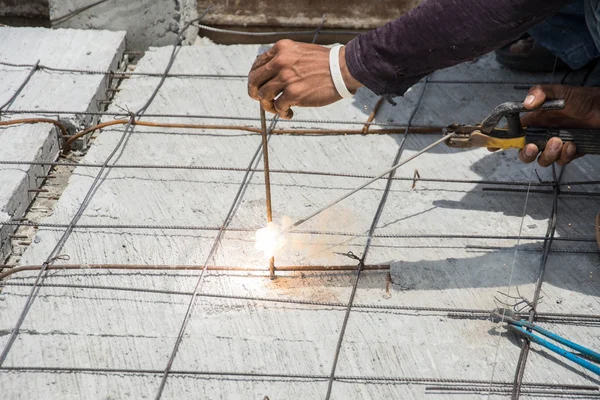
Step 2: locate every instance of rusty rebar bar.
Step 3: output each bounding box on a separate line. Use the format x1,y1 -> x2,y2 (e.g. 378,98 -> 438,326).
260,107 -> 276,279
61,118 -> 442,153
362,96 -> 385,134
0,118 -> 69,138
0,263 -> 390,281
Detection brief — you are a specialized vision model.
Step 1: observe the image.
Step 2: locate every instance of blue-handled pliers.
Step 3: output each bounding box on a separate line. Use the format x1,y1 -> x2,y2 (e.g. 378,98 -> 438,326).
491,308 -> 600,376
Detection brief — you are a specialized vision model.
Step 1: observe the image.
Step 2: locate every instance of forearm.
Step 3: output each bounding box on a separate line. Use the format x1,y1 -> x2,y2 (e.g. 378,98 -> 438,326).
345,0 -> 569,95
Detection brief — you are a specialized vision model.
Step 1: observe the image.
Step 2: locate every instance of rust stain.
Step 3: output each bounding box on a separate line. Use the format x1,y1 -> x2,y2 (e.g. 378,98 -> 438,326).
385,271 -> 392,297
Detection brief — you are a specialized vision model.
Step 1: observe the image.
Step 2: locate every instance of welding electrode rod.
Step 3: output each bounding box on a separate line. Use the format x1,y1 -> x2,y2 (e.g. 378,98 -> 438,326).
288,133 -> 455,231
260,107 -> 276,279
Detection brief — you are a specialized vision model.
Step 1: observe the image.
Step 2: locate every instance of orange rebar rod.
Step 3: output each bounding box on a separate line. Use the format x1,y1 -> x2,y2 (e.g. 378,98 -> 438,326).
62,118 -> 443,153
0,263 -> 390,280
0,118 -> 69,138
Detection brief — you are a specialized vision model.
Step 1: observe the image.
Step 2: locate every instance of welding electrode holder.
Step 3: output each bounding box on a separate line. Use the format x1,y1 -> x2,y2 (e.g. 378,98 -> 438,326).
445,99 -> 600,154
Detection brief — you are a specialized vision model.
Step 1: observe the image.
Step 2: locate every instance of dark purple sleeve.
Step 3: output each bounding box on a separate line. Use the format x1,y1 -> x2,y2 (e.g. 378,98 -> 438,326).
345,0 -> 568,95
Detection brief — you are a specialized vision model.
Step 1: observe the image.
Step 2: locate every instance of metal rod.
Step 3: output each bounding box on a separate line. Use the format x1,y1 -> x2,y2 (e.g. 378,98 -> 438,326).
0,61 -> 561,86
426,386 -> 600,396
0,158 -> 597,188
3,280 -> 599,325
1,365 -> 596,391
0,263 -> 390,281
362,96 -> 385,134
259,107 -> 276,279
0,220 -> 595,242
288,133 -> 454,232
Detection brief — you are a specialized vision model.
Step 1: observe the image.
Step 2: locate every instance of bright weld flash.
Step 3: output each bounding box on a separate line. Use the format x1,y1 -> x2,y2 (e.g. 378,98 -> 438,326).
255,222 -> 283,258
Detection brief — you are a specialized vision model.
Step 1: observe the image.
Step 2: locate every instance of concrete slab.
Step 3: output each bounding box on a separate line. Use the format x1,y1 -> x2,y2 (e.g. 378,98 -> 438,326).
1,41 -> 599,399
1,370 -> 159,400
0,27 -> 125,261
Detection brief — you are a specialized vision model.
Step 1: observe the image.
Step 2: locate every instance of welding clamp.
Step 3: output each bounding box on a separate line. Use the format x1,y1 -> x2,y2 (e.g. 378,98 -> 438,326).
491,308 -> 600,376
445,100 -> 600,155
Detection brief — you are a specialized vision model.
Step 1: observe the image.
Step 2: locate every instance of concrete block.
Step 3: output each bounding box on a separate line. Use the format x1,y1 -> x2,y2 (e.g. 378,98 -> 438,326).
0,27 -> 126,261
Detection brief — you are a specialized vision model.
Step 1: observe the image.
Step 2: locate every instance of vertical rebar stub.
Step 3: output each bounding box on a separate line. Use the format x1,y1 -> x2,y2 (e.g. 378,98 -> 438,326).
260,107 -> 275,279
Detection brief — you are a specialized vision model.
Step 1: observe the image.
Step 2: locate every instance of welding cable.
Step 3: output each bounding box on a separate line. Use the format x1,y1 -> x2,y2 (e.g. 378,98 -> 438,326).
0,7 -> 212,368
0,60 -> 39,111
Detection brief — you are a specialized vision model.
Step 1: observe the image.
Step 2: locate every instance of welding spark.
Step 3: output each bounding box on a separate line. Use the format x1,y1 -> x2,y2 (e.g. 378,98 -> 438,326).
255,222 -> 283,258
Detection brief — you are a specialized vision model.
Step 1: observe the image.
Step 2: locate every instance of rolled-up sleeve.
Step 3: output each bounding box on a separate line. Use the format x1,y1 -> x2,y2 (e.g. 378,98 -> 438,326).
345,0 -> 568,95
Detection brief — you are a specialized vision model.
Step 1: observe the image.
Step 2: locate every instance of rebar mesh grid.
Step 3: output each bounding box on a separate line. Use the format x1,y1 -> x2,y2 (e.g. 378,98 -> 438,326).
0,19 -> 599,400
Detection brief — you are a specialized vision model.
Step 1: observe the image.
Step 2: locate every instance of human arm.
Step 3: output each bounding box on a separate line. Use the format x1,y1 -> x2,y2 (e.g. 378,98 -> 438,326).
248,0 -> 568,119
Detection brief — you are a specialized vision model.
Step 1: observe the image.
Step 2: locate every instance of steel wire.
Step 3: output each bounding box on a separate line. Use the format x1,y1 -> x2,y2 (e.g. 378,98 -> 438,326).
4,281 -> 598,323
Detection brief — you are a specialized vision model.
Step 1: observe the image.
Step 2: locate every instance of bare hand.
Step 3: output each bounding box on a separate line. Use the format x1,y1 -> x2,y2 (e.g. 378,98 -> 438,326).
518,85 -> 600,167
248,40 -> 362,119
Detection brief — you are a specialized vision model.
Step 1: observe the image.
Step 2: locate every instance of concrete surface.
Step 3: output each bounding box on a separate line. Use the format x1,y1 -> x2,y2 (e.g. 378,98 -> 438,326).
0,42 -> 598,399
0,26 -> 126,261
49,0 -> 199,51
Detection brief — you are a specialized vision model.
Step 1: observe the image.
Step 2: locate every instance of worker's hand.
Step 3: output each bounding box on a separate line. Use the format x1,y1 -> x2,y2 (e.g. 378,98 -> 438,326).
248,39 -> 363,119
518,85 -> 600,167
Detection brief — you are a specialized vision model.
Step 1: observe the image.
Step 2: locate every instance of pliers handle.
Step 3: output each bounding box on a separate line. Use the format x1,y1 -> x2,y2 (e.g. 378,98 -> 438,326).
445,100 -> 600,155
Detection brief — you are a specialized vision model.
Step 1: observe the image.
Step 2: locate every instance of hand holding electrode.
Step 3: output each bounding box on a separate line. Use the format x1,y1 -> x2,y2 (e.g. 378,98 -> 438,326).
248,40 -> 363,119
519,85 -> 600,166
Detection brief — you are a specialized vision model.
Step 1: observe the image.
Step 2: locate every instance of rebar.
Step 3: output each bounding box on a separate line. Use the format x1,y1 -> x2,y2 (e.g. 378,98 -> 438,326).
0,263 -> 390,281
259,107 -> 276,279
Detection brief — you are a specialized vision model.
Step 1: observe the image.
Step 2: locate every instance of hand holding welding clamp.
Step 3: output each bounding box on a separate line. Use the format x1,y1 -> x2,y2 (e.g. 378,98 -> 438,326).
491,308 -> 600,376
445,100 -> 600,155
